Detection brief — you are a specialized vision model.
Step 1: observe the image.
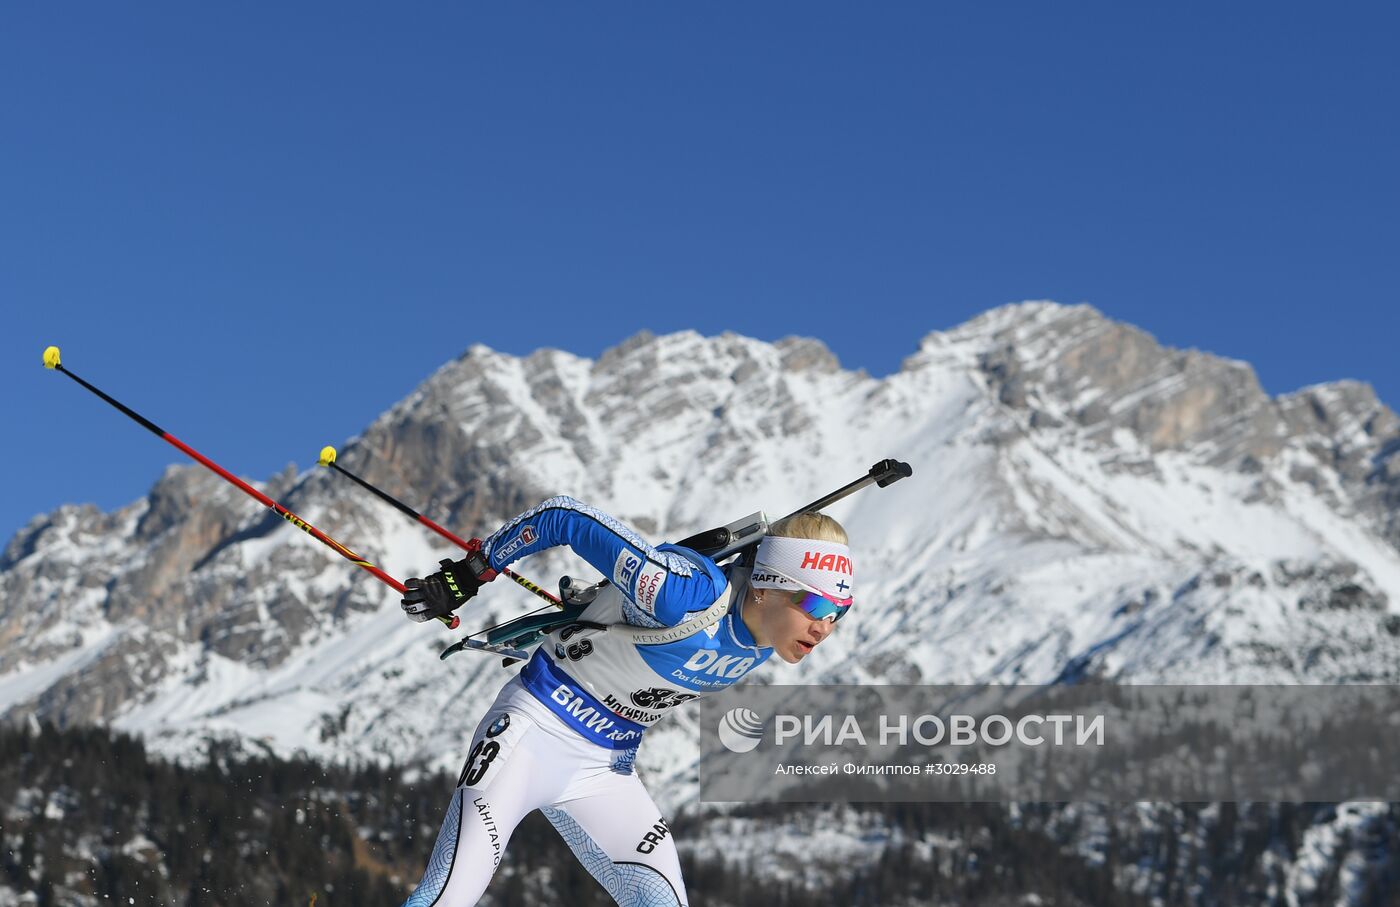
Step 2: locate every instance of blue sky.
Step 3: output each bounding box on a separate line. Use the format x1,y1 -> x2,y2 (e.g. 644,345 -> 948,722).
3,3 -> 1397,540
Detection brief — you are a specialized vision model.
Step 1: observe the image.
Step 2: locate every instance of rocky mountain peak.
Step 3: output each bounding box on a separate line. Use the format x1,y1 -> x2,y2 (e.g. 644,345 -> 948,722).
913,302 -> 1273,455
5,306 -> 1400,763
773,335 -> 840,373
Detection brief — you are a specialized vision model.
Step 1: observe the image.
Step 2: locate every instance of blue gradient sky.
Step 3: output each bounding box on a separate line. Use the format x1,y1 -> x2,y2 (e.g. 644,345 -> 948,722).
4,3 -> 1397,539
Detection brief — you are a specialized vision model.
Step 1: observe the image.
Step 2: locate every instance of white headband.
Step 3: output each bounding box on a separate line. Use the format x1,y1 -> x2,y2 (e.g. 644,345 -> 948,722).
751,536 -> 854,601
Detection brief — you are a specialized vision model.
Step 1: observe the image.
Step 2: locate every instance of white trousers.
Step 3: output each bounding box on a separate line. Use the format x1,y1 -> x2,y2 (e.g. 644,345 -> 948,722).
402,677 -> 688,907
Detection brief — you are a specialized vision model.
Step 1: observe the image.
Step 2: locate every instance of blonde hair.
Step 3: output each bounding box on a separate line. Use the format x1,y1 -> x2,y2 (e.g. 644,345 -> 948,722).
767,511 -> 848,545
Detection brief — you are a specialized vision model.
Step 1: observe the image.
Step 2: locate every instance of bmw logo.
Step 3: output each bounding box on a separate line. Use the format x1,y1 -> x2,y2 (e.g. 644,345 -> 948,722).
486,714 -> 511,738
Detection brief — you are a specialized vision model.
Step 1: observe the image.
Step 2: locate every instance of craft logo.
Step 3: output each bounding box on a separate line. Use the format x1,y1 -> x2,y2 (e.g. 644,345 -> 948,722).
636,819 -> 672,854
718,707 -> 766,754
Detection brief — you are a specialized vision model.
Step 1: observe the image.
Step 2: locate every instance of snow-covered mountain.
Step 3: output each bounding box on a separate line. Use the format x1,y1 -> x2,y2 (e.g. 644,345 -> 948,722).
4,301 -> 1400,805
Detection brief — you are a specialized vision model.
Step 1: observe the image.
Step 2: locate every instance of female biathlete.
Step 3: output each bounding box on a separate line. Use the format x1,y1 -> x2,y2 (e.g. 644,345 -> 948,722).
397,495 -> 855,906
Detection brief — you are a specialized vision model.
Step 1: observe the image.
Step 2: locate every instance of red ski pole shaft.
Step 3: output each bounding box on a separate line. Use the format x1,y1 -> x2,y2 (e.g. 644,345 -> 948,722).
317,447 -> 561,608
42,346 -> 458,630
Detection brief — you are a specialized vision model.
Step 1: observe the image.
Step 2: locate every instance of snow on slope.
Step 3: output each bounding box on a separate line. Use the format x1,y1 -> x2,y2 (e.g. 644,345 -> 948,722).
4,303 -> 1400,812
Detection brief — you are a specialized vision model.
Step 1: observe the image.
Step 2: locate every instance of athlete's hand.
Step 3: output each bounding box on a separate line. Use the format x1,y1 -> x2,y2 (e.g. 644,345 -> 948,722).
401,548 -> 497,622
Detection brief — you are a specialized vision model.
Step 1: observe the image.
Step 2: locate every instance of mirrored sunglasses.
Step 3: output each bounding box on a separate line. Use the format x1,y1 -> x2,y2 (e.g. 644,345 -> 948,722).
758,564 -> 853,623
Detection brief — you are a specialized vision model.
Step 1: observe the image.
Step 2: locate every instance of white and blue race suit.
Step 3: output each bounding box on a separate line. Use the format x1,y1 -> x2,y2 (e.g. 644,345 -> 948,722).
403,496 -> 772,907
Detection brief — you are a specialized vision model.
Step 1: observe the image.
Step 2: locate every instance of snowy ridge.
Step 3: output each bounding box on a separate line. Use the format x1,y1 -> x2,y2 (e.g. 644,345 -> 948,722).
4,304 -> 1400,805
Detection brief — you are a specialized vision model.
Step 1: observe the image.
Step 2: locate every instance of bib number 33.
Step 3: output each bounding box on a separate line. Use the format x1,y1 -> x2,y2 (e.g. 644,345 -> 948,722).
457,712 -> 515,788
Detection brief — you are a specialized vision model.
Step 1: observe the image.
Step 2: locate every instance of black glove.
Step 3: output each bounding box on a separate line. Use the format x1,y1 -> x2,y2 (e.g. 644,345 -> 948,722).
401,547 -> 497,623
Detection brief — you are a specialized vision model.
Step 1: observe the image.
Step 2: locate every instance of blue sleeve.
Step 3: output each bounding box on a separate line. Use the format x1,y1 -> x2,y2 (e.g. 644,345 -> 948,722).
481,495 -> 726,627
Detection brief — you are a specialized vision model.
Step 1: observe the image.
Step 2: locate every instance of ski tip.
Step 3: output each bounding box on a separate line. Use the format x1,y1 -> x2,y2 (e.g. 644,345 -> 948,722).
42,346 -> 61,369
318,445 -> 337,467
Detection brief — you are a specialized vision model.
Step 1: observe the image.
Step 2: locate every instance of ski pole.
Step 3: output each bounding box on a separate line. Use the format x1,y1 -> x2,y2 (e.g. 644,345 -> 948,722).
317,446 -> 562,608
41,346 -> 459,630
